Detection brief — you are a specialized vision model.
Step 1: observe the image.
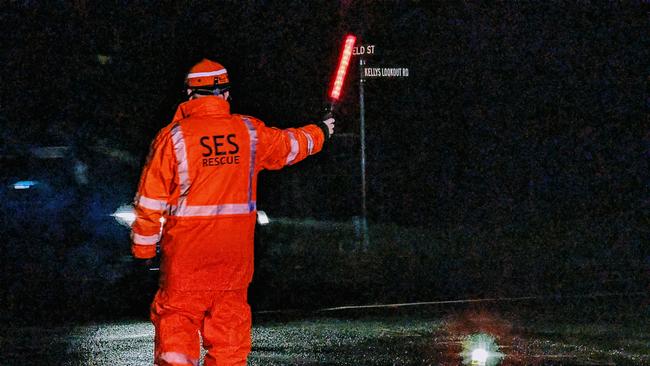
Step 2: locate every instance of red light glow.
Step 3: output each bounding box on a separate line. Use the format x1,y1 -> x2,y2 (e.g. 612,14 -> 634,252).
329,34 -> 357,101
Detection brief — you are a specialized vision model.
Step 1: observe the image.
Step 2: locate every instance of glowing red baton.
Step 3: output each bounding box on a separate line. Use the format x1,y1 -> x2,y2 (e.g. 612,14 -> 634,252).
328,34 -> 357,103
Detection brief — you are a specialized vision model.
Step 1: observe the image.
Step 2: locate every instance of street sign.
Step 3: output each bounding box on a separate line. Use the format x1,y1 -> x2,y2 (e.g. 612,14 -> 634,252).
363,67 -> 409,77
353,45 -> 376,56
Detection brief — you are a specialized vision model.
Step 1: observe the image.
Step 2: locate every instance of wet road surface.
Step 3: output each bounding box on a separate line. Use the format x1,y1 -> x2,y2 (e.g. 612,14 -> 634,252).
2,304 -> 648,365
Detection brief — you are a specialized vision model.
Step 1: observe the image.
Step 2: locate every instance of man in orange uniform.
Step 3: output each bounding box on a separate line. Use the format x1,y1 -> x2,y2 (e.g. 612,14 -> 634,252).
130,59 -> 335,366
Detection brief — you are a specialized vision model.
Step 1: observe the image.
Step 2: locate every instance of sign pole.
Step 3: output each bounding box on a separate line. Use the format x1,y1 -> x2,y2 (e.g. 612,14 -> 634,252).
359,57 -> 369,251
353,43 -> 407,251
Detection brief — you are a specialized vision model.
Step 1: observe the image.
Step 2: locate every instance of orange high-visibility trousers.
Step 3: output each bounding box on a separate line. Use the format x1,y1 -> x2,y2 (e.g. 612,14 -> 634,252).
151,288 -> 251,366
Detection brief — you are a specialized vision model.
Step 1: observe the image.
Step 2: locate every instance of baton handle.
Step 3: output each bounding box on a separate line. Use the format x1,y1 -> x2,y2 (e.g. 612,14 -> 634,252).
323,101 -> 336,120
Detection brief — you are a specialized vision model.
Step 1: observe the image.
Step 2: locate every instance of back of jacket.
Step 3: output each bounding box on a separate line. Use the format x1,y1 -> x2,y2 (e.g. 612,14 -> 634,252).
131,96 -> 325,290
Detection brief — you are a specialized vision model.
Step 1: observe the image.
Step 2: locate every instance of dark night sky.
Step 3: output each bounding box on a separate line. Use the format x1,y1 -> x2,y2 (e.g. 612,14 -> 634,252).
2,2 -> 646,224
0,1 -> 647,319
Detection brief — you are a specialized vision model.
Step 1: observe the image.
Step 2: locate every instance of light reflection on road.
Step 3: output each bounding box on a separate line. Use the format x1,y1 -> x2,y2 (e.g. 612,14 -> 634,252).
2,314 -> 648,365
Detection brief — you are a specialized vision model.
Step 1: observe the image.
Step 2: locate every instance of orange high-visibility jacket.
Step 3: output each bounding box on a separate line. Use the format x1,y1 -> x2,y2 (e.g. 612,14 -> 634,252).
130,96 -> 325,290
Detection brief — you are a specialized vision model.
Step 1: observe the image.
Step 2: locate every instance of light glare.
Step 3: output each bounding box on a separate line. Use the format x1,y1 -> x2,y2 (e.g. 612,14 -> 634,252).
13,180 -> 38,190
257,210 -> 270,225
460,332 -> 504,366
112,205 -> 136,227
471,348 -> 488,364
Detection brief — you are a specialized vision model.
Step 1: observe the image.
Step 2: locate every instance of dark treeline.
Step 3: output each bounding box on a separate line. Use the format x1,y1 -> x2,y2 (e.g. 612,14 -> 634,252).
0,1 -> 647,318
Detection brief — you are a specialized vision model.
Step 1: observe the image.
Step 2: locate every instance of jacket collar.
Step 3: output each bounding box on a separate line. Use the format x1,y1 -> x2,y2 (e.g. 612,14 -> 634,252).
173,96 -> 230,121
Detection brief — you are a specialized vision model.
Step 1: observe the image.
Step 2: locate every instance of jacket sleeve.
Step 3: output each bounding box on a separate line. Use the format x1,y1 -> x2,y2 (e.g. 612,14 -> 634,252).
251,117 -> 326,171
130,129 -> 176,259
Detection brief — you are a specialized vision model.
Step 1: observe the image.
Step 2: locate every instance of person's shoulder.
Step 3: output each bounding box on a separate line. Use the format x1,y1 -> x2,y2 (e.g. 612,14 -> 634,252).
158,121 -> 177,137
148,121 -> 177,148
233,114 -> 266,128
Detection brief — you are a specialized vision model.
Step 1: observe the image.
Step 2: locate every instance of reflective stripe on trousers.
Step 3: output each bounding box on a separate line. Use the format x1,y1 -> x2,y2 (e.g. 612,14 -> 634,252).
157,351 -> 199,366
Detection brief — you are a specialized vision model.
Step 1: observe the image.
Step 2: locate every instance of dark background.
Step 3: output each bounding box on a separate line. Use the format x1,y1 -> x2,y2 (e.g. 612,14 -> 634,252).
0,1 -> 647,323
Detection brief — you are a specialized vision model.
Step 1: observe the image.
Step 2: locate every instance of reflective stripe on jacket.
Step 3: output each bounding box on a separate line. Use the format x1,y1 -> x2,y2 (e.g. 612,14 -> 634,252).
131,96 -> 325,290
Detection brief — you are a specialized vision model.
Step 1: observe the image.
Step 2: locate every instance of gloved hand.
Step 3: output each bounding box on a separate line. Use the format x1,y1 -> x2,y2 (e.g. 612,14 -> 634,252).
319,117 -> 336,139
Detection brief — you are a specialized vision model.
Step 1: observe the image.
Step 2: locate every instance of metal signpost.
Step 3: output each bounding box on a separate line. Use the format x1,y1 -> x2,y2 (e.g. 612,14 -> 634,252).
354,43 -> 408,251
355,44 -> 375,251
358,56 -> 369,251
